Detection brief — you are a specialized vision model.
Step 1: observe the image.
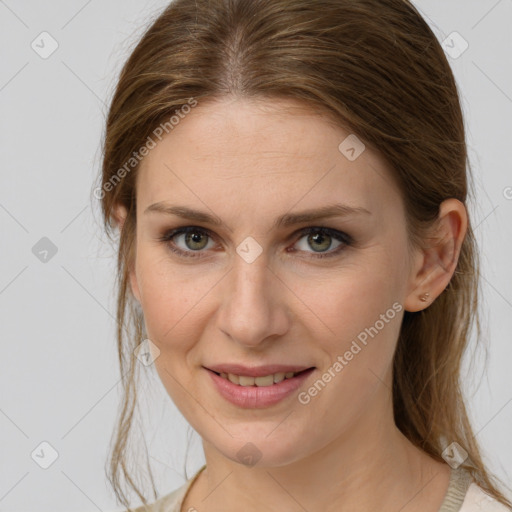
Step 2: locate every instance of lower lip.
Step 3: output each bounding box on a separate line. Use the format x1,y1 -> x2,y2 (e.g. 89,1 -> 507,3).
205,368 -> 315,409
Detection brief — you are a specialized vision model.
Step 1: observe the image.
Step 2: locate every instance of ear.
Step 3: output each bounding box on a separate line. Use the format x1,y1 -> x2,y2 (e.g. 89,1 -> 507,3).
112,203 -> 142,304
404,198 -> 468,312
112,203 -> 127,232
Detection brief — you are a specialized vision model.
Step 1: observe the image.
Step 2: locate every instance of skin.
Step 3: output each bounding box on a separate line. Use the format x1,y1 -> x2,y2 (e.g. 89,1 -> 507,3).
114,96 -> 467,512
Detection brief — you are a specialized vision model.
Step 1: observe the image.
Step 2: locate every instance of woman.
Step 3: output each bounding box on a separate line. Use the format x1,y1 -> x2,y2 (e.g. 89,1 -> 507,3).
97,0 -> 512,510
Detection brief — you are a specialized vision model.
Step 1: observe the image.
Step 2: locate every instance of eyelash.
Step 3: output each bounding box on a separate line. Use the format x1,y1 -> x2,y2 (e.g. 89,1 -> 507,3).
157,226 -> 353,260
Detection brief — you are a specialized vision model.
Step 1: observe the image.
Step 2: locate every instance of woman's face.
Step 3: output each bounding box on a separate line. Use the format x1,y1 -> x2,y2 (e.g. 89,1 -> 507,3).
127,97 -> 420,467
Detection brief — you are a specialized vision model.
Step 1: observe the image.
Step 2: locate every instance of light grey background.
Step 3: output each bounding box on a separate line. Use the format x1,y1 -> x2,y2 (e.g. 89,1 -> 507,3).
1,1 -> 511,510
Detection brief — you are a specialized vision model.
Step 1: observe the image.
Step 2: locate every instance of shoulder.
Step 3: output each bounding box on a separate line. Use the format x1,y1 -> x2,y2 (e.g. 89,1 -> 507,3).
129,484 -> 187,512
128,464 -> 206,512
460,483 -> 511,512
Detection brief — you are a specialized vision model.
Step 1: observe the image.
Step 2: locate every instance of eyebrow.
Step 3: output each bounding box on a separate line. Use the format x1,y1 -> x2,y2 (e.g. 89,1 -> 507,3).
144,202 -> 371,229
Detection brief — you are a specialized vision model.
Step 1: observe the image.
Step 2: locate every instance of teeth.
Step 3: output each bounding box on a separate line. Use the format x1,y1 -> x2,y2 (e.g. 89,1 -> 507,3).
239,375 -> 255,386
227,373 -> 239,385
273,372 -> 285,383
219,371 -> 300,387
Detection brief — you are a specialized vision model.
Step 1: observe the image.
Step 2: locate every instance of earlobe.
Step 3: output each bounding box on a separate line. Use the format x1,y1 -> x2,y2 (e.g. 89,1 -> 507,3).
404,198 -> 468,312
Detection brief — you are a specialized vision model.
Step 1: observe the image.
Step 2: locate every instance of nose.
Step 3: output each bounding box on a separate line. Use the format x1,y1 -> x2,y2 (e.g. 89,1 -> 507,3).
216,251 -> 290,348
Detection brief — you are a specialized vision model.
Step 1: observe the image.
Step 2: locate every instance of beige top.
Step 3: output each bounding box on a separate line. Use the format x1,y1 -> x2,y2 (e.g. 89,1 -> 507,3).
130,464 -> 511,512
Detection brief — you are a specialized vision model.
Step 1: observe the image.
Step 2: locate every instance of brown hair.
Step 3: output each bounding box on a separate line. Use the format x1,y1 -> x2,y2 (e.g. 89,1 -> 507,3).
97,0 -> 512,509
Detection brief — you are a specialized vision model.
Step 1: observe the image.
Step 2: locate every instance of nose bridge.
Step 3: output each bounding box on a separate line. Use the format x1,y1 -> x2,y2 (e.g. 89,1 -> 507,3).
217,250 -> 287,346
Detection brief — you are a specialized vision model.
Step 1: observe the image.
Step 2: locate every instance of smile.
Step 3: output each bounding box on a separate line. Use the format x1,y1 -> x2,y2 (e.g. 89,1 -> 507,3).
214,370 -> 307,387
206,367 -> 316,408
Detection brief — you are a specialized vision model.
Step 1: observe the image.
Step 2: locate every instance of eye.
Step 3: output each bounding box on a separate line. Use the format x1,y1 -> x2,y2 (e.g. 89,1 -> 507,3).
159,226 -> 215,258
158,226 -> 353,260
291,227 -> 352,259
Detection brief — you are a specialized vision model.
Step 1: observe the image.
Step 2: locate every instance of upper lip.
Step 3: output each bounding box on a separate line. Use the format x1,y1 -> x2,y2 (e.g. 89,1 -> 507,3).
204,364 -> 315,377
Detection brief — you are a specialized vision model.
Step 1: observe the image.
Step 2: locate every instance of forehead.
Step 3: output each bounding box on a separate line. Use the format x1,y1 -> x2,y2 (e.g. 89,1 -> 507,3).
136,97 -> 400,223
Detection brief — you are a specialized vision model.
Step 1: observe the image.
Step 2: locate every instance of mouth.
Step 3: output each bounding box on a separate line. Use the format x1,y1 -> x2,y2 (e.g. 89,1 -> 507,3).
205,366 -> 316,408
208,368 -> 314,387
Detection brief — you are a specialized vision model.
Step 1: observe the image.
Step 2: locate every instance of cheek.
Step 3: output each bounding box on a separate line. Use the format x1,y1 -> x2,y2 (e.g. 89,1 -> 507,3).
304,252 -> 405,340
295,261 -> 405,429
298,250 -> 408,411
135,248 -> 212,348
